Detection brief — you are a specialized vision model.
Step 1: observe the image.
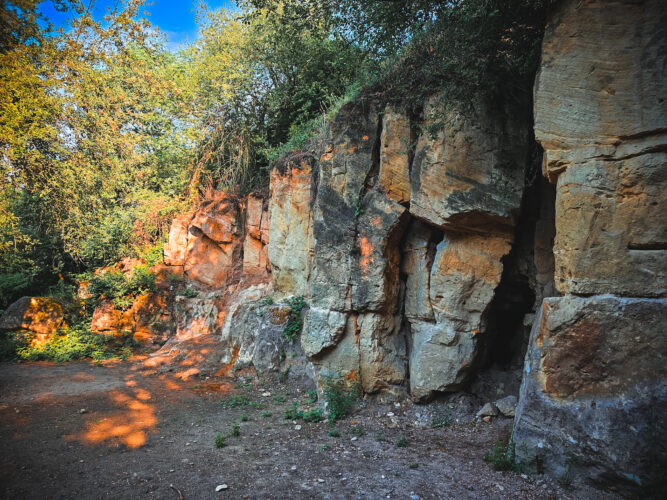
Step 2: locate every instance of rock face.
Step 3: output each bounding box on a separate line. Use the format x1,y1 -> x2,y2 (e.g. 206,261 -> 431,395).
410,97 -> 530,233
514,296 -> 667,490
534,0 -> 667,297
221,291 -> 315,389
268,154 -> 315,297
512,0 -> 667,493
0,297 -> 64,343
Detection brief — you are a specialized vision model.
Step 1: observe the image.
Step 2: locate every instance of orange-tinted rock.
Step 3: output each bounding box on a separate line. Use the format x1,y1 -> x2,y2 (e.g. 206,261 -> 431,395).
379,106 -> 411,204
0,296 -> 64,335
243,195 -> 270,274
164,213 -> 192,266
183,230 -> 238,288
90,301 -> 124,333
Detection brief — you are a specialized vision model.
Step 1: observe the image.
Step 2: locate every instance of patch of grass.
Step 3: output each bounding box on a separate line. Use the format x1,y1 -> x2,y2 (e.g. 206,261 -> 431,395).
302,408 -> 324,423
179,287 -> 198,298
273,395 -> 286,403
284,402 -> 302,420
283,296 -> 307,341
323,377 -> 359,423
240,413 -> 249,422
396,436 -> 408,448
214,433 -> 226,448
230,422 -> 241,437
221,394 -> 251,409
306,388 -> 318,404
432,404 -> 452,428
409,463 -> 419,469
375,431 -> 386,442
261,411 -> 272,418
328,429 -> 340,437
484,433 -> 534,473
350,424 -> 364,437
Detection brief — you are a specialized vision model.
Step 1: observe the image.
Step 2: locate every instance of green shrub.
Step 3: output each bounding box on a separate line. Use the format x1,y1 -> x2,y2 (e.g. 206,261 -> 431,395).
87,265 -> 156,310
179,287 -> 198,298
221,394 -> 251,409
284,402 -> 302,420
214,433 -> 226,448
323,377 -> 359,423
432,404 -> 452,428
396,436 -> 408,448
302,408 -> 324,423
283,296 -> 307,341
350,424 -> 364,437
328,429 -> 340,437
230,422 -> 241,437
484,433 -> 534,473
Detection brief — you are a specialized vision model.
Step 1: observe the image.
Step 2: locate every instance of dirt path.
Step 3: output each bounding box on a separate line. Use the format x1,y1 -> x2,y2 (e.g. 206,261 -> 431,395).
0,361 -> 615,499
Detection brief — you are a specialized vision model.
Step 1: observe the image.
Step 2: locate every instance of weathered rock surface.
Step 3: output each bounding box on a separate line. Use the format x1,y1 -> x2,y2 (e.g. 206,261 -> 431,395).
534,0 -> 667,297
410,97 -> 530,233
513,295 -> 667,491
378,106 -> 411,204
409,232 -> 512,400
163,214 -> 191,267
0,297 -> 64,340
221,291 -> 315,389
268,155 -> 315,296
301,307 -> 347,358
494,395 -> 517,418
242,195 -> 270,274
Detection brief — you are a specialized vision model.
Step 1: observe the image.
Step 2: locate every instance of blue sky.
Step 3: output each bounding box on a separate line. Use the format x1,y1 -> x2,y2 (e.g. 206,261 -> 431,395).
38,0 -> 236,50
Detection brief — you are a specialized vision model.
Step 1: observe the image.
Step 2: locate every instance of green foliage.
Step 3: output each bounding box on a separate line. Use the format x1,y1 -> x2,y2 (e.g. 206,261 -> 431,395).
179,287 -> 199,299
302,409 -> 324,423
307,388 -> 318,404
2,323 -> 135,363
375,431 -> 386,442
484,433 -> 534,473
221,394 -> 252,409
284,402 -> 302,420
240,413 -> 249,422
323,377 -> 359,423
396,436 -> 408,448
350,424 -> 364,437
258,296 -> 274,306
328,429 -> 340,438
283,296 -> 307,341
409,462 -> 419,469
87,265 -> 156,311
432,404 -> 452,429
230,422 -> 241,437
214,433 -> 226,448
261,410 -> 272,418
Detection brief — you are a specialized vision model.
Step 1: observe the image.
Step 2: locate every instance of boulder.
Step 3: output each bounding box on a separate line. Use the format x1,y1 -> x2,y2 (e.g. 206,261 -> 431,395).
476,402 -> 498,418
513,295 -> 667,491
409,97 -> 530,233
494,395 -> 517,418
534,0 -> 667,297
268,154 -> 315,296
0,296 -> 64,336
301,307 -> 347,358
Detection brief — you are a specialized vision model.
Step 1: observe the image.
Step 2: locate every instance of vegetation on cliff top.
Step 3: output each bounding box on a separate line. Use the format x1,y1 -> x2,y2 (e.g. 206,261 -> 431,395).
0,0 -> 548,307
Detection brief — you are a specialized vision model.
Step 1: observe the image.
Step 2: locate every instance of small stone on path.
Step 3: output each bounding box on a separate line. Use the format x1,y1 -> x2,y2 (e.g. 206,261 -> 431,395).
215,484 -> 228,491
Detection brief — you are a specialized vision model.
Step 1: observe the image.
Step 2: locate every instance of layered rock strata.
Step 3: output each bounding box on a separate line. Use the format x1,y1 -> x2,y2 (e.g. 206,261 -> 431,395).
514,0 -> 667,491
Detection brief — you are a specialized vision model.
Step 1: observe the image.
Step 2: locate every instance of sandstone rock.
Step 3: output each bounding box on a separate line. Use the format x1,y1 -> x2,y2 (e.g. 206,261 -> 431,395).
494,395 -> 517,418
378,106 -> 411,204
164,213 -> 192,266
0,296 -> 64,336
534,0 -> 667,297
409,232 -> 512,400
410,97 -> 530,233
90,300 -> 125,333
183,228 -> 239,288
245,195 -> 264,240
268,155 -> 314,296
220,292 -> 315,389
301,307 -> 347,358
309,99 -> 382,311
513,295 -> 667,491
191,196 -> 239,244
174,292 -> 225,340
358,312 -> 406,394
401,221 -> 436,322
476,403 -> 498,418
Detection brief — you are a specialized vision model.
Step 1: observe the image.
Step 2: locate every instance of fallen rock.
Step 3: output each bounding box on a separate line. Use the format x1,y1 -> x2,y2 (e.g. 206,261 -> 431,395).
476,403 -> 498,418
494,395 -> 517,418
0,296 -> 64,337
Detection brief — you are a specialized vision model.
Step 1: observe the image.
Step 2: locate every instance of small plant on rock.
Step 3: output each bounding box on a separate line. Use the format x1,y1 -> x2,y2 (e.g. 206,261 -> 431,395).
323,376 -> 359,423
283,296 -> 307,341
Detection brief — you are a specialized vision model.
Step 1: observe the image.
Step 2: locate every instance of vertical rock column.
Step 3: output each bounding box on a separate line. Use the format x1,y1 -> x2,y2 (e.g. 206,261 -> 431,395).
513,0 -> 667,490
